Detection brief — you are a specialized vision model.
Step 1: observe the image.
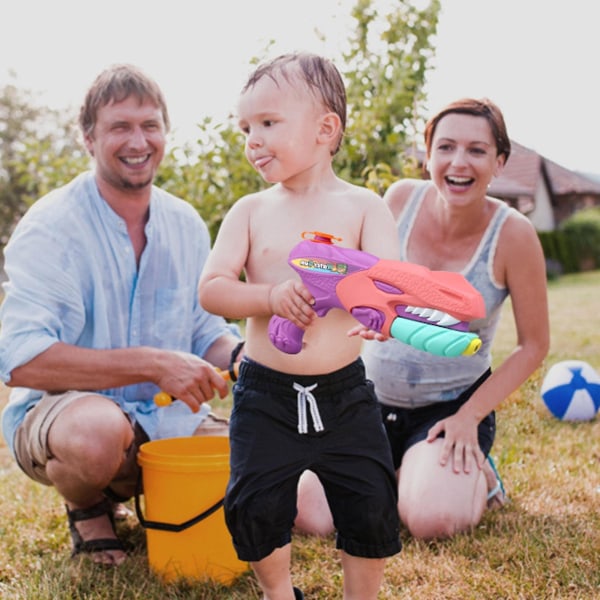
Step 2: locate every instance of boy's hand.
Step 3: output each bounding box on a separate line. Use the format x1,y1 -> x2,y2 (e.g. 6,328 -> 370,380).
269,280 -> 316,328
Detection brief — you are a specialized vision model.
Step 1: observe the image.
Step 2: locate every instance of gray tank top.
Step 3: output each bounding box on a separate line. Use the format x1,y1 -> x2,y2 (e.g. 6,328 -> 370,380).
362,181 -> 511,408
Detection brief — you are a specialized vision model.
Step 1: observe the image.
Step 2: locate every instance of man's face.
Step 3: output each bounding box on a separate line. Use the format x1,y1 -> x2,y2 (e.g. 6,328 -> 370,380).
84,95 -> 166,195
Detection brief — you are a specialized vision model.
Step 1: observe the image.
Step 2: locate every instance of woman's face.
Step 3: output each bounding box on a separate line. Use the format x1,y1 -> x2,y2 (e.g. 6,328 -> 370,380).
427,113 -> 505,205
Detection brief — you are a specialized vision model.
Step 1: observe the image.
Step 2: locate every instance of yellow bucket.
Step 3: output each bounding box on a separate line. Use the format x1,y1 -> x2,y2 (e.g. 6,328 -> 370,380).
136,436 -> 248,584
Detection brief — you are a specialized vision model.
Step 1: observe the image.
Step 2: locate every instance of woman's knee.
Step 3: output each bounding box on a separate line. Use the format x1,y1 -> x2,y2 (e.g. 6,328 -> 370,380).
295,470 -> 334,536
401,503 -> 476,539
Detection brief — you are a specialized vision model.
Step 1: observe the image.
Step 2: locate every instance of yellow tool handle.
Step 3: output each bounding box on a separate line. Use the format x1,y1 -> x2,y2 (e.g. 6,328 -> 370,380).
153,364 -> 239,406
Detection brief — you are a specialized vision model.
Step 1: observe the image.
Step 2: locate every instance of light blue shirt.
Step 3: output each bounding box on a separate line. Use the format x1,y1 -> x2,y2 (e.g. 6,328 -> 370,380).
0,171 -> 237,454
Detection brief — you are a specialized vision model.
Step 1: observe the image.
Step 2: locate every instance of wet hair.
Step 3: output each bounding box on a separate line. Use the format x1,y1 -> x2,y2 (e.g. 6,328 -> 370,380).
79,64 -> 170,137
242,52 -> 346,154
424,98 -> 511,161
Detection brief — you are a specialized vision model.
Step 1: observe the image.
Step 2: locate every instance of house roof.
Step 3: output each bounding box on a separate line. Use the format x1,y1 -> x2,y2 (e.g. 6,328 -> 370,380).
489,141 -> 600,198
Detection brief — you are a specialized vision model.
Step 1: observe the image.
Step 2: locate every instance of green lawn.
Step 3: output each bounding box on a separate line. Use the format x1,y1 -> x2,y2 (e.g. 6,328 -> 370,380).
0,271 -> 599,599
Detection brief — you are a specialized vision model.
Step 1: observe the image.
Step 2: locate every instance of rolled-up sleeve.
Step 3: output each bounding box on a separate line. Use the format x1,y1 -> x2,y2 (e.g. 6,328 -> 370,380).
0,218 -> 83,382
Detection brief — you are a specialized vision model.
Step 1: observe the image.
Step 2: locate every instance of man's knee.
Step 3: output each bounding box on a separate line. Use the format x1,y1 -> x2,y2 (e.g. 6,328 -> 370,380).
49,396 -> 132,464
193,412 -> 229,436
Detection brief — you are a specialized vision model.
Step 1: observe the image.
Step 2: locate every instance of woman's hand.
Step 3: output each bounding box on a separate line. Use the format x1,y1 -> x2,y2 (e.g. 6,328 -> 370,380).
427,411 -> 484,474
347,323 -> 389,342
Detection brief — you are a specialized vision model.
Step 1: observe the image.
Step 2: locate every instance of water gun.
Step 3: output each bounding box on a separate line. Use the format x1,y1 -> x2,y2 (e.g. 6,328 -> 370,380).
268,231 -> 486,357
154,364 -> 239,406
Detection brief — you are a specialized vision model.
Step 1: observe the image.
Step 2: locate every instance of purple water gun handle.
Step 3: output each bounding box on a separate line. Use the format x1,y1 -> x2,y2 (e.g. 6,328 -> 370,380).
268,317 -> 306,354
268,233 -> 378,354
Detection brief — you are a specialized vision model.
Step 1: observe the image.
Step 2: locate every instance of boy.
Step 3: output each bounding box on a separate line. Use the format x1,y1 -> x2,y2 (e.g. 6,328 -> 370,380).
199,53 -> 401,600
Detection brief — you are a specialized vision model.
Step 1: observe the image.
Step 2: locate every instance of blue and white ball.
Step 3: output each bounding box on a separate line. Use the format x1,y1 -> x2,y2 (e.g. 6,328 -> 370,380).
540,360 -> 600,421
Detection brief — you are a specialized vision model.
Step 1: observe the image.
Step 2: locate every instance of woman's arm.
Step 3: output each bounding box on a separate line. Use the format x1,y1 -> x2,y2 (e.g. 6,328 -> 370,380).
460,212 -> 550,421
429,212 -> 550,471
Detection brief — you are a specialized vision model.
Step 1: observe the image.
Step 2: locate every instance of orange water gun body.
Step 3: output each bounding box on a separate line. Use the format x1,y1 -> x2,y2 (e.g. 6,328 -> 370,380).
268,232 -> 486,357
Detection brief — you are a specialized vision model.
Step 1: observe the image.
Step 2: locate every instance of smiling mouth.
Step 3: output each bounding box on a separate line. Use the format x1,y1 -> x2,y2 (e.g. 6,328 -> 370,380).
445,175 -> 474,186
121,154 -> 151,166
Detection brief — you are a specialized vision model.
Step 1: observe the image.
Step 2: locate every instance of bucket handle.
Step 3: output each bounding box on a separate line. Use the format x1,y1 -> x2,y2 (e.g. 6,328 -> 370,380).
134,475 -> 224,533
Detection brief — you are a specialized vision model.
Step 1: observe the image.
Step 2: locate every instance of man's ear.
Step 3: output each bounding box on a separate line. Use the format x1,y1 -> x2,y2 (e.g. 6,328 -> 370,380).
83,131 -> 95,157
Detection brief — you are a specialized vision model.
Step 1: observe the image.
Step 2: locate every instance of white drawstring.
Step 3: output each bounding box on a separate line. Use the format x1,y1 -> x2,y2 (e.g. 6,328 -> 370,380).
293,382 -> 323,434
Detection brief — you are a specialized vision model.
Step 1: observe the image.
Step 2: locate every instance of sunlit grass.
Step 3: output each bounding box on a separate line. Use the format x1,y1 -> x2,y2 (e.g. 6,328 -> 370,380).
0,272 -> 598,599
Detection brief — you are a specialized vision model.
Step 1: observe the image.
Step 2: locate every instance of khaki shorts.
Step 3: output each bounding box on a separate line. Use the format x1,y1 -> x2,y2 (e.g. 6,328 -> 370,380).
13,391 -> 229,495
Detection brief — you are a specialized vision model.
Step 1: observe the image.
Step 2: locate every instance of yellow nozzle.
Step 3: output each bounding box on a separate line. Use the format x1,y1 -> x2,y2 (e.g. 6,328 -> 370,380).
462,338 -> 482,356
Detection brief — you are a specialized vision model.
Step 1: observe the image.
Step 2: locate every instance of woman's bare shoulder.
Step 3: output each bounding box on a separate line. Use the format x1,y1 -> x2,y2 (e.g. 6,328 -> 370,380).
383,178 -> 427,217
494,200 -> 538,238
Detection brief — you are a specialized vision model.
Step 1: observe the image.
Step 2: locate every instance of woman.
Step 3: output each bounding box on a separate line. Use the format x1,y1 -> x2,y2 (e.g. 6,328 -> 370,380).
295,98 -> 550,540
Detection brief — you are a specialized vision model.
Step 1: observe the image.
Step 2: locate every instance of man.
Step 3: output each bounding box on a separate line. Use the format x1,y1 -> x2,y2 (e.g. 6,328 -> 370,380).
0,64 -> 243,565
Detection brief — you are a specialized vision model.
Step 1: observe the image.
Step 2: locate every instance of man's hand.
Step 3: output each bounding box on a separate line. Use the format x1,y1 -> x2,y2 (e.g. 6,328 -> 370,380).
155,351 -> 229,412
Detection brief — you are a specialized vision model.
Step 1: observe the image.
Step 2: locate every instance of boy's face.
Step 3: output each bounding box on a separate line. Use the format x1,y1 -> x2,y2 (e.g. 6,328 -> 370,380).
84,95 -> 166,194
237,74 -> 325,183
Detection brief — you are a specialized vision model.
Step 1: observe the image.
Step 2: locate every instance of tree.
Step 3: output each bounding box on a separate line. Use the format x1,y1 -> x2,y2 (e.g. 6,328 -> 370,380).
0,78 -> 89,244
339,0 -> 440,193
0,1 -> 439,245
158,0 -> 440,240
156,117 -> 262,243
0,83 -> 40,244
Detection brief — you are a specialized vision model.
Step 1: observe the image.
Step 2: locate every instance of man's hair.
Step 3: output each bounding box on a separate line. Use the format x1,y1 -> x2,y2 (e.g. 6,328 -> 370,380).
243,52 -> 346,154
424,97 -> 511,161
79,64 -> 170,137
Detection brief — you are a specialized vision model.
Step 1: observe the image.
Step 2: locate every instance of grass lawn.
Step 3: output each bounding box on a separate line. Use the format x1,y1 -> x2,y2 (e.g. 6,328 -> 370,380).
0,271 -> 598,599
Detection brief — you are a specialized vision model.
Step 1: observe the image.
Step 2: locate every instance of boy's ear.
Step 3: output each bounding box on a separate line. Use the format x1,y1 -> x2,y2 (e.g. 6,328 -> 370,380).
318,112 -> 342,146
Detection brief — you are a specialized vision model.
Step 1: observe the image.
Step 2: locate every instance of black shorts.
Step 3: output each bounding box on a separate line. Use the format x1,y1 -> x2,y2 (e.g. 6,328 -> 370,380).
226,358 -> 402,562
380,369 -> 496,470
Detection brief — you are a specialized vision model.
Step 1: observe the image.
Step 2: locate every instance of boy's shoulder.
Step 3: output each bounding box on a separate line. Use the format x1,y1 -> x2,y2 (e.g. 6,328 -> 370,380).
236,185 -> 277,205
223,188 -> 271,218
343,179 -> 380,197
329,179 -> 382,207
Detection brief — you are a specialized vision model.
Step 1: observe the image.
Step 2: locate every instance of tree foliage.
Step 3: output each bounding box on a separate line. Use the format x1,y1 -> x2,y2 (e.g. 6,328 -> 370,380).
0,80 -> 89,243
338,0 -> 440,192
157,0 -> 440,241
156,117 -> 263,242
0,0 -> 439,245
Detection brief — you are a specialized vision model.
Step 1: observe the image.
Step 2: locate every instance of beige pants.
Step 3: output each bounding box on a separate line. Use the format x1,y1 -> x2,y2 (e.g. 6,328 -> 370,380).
13,390 -> 228,493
